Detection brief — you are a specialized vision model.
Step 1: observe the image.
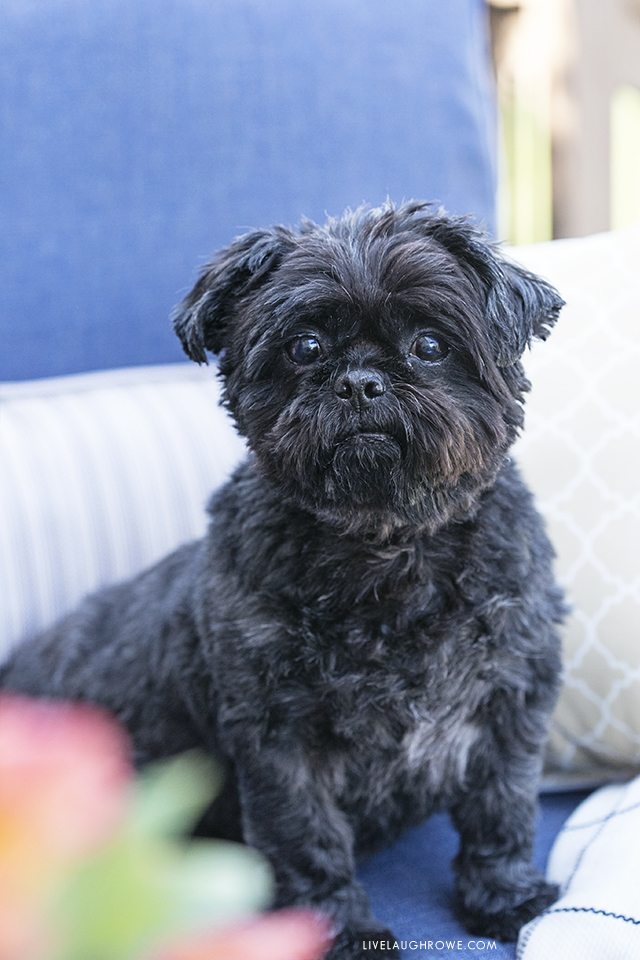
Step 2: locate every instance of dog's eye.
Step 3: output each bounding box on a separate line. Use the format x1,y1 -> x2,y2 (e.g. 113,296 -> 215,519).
410,333 -> 449,363
286,335 -> 324,366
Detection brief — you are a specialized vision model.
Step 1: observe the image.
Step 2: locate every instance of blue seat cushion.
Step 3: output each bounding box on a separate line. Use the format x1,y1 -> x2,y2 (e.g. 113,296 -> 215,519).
358,791 -> 588,958
0,0 -> 496,381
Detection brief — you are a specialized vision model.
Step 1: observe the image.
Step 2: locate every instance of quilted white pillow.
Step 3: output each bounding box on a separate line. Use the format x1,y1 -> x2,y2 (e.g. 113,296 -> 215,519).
513,226 -> 640,786
0,364 -> 245,661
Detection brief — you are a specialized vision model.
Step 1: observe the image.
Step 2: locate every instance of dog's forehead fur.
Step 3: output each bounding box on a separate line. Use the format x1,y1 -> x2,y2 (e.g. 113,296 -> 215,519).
257,225 -> 485,345
284,214 -> 475,299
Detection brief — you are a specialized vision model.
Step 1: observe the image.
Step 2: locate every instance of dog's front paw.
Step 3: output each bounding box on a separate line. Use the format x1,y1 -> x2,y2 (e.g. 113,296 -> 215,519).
328,926 -> 401,959
457,875 -> 558,942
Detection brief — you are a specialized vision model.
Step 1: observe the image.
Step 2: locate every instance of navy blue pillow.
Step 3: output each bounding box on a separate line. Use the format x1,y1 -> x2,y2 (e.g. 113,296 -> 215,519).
0,0 -> 496,380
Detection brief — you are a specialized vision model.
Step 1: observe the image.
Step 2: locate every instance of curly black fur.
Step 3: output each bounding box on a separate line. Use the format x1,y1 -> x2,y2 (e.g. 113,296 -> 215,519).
1,202 -> 565,957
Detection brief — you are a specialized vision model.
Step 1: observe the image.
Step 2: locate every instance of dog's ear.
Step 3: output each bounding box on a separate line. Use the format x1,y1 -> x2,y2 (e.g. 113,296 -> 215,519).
407,207 -> 564,366
172,227 -> 294,363
484,256 -> 564,366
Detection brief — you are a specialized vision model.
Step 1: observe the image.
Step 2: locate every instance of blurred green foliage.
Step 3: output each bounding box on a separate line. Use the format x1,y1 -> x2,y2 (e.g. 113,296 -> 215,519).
50,753 -> 272,960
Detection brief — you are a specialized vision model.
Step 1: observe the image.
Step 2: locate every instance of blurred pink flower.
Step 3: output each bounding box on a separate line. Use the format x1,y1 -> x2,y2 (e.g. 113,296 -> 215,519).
155,909 -> 332,960
0,695 -> 132,958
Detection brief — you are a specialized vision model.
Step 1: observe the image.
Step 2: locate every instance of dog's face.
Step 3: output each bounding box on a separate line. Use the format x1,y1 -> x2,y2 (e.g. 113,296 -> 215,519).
173,203 -> 563,532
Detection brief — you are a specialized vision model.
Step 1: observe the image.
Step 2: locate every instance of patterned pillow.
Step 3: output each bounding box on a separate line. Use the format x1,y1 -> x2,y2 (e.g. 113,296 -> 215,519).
519,774 -> 640,956
0,364 -> 244,661
513,226 -> 640,786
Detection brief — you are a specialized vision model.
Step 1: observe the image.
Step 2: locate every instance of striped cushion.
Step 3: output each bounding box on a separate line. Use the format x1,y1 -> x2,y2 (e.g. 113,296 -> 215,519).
0,364 -> 245,660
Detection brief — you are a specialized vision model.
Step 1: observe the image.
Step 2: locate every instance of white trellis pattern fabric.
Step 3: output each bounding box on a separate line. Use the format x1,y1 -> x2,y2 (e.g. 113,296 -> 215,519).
513,226 -> 640,785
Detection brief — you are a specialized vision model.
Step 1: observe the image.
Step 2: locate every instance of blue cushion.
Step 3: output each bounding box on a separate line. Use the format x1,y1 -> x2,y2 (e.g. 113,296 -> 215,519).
0,0 -> 496,381
358,792 -> 589,958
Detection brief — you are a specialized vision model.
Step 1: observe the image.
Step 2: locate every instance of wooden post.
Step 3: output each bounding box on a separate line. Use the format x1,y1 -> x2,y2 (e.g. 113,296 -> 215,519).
490,0 -> 640,239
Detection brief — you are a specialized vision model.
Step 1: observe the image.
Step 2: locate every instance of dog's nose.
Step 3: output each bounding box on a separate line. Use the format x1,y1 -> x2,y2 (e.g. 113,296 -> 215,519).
334,369 -> 386,406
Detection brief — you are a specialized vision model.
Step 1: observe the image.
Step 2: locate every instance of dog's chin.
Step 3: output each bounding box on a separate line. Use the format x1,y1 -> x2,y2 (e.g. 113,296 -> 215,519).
328,432 -> 403,508
258,421 -> 504,537
335,431 -> 403,456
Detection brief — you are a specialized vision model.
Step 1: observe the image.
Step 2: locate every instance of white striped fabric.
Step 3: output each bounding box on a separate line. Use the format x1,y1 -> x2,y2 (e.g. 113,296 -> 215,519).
0,364 -> 245,662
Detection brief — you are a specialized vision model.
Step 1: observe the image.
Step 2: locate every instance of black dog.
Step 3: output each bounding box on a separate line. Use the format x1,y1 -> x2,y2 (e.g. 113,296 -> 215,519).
1,202 -> 565,958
